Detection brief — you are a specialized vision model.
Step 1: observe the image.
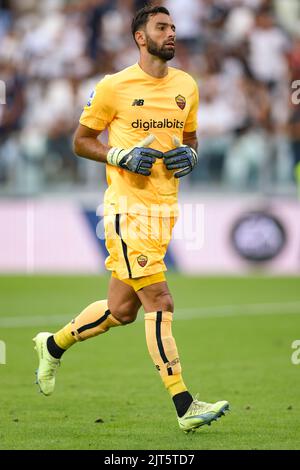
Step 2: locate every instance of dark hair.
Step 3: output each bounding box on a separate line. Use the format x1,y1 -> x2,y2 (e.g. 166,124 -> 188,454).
131,5 -> 170,46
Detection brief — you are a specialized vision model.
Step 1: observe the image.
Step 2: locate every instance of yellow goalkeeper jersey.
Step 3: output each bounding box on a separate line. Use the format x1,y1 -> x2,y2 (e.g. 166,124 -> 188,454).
79,63 -> 199,216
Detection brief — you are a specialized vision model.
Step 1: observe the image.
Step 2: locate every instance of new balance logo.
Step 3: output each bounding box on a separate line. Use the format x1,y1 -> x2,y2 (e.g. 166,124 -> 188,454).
132,99 -> 144,106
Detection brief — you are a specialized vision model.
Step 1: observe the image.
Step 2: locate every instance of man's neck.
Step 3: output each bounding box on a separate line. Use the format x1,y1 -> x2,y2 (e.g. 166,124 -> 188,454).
138,55 -> 168,79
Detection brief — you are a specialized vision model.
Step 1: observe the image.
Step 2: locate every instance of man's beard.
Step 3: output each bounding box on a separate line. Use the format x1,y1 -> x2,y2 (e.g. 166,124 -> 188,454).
145,35 -> 175,61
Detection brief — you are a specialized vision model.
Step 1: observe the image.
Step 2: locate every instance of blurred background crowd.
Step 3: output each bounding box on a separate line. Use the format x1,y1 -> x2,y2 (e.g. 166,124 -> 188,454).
0,0 -> 300,196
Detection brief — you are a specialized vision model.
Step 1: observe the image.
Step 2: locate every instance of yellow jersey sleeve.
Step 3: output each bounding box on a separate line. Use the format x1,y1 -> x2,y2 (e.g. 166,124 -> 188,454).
184,80 -> 199,133
79,76 -> 116,131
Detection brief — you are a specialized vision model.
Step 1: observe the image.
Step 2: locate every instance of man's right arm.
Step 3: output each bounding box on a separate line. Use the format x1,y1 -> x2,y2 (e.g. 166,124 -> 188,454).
73,124 -> 162,175
73,123 -> 111,164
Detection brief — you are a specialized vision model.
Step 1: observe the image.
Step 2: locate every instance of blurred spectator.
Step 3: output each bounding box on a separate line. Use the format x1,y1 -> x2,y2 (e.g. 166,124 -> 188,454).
274,0 -> 300,39
225,1 -> 255,44
84,0 -> 115,61
287,102 -> 300,192
0,59 -> 25,184
0,60 -> 24,134
248,7 -> 290,88
224,125 -> 271,190
287,38 -> 300,82
0,0 -> 12,41
201,0 -> 229,45
193,76 -> 236,183
164,0 -> 203,51
223,78 -> 273,189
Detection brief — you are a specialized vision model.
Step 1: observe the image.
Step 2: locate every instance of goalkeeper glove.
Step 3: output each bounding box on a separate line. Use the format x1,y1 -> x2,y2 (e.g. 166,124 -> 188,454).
106,134 -> 163,176
163,136 -> 198,178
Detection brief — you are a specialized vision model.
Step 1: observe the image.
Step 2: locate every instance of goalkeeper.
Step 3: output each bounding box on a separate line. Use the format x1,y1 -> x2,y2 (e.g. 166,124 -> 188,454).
33,5 -> 229,433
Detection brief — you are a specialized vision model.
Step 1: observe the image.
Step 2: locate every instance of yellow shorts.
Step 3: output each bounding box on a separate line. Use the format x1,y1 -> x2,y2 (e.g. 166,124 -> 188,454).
104,213 -> 177,281
112,271 -> 166,291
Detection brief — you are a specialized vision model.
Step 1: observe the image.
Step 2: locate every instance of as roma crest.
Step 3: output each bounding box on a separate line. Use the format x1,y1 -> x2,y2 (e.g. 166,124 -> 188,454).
175,94 -> 186,110
137,255 -> 148,267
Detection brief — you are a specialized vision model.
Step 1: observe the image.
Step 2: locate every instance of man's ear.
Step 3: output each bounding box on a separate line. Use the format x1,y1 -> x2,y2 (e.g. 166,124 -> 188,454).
135,30 -> 146,47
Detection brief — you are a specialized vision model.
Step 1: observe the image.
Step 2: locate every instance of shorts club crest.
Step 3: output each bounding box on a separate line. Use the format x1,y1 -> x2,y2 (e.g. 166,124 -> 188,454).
137,255 -> 148,267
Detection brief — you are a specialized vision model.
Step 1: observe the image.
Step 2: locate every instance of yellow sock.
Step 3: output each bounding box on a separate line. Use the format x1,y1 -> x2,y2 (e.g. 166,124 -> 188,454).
163,374 -> 188,397
144,311 -> 188,395
54,300 -> 121,350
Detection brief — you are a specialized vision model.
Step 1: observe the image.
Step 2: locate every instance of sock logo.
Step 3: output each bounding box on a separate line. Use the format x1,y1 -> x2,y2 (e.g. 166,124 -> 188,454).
166,357 -> 180,368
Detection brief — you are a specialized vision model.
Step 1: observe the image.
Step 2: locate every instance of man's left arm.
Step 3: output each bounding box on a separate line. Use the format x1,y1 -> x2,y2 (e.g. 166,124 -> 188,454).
183,130 -> 198,152
163,130 -> 199,178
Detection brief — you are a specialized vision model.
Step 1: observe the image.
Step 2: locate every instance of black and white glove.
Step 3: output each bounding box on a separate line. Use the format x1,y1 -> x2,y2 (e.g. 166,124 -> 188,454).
106,135 -> 163,176
163,136 -> 198,178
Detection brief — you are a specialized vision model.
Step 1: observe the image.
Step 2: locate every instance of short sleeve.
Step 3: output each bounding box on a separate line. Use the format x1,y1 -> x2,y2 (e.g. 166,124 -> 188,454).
184,80 -> 199,133
79,76 -> 116,131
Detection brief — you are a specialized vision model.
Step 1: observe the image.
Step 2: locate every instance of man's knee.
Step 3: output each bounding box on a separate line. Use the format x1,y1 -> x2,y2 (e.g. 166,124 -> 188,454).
138,282 -> 174,312
152,290 -> 174,312
109,302 -> 140,325
158,293 -> 174,312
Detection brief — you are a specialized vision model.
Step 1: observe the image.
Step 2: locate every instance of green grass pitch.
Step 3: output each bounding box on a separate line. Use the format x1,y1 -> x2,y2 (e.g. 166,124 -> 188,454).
0,274 -> 300,450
